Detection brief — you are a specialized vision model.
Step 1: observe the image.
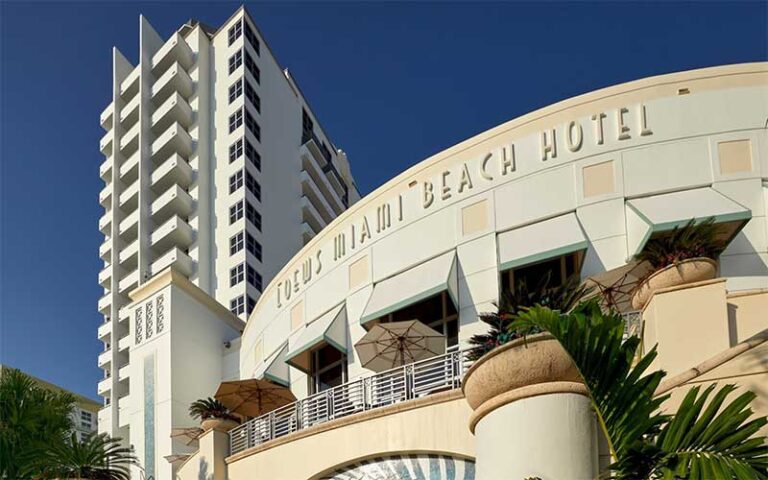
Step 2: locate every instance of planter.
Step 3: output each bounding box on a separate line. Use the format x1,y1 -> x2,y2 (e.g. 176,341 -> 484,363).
631,257 -> 717,310
201,418 -> 239,432
462,333 -> 581,410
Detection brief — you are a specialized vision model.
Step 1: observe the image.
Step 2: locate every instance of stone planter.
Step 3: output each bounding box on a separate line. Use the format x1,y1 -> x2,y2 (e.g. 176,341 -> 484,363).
201,418 -> 239,432
631,257 -> 717,310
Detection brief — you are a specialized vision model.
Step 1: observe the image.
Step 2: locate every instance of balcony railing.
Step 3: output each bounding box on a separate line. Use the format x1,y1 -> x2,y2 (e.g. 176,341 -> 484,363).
229,347 -> 472,456
622,310 -> 643,339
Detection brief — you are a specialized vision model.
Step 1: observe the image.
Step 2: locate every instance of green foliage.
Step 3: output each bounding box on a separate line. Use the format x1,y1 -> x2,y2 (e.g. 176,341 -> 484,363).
28,432 -> 137,480
514,301 -> 768,479
466,273 -> 592,361
189,397 -> 239,422
635,217 -> 724,269
0,367 -> 76,478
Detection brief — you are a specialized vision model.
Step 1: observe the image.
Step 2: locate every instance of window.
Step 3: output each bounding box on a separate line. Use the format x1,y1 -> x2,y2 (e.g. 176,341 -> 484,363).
230,295 -> 245,315
500,251 -> 583,296
244,22 -> 260,54
230,263 -> 245,286
229,170 -> 244,194
246,202 -> 261,230
228,50 -> 242,74
229,139 -> 243,163
245,110 -> 260,140
80,421 -> 90,429
247,295 -> 256,314
228,79 -> 243,104
245,170 -> 261,201
245,52 -> 260,84
245,81 -> 260,113
245,140 -> 261,171
246,232 -> 262,261
80,411 -> 93,421
309,344 -> 347,394
229,201 -> 243,224
229,109 -> 243,133
379,292 -> 459,348
228,20 -> 242,46
230,231 -> 244,255
247,264 -> 262,290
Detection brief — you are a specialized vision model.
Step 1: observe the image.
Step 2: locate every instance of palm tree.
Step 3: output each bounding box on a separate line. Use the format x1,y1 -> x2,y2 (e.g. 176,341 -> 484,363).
31,432 -> 137,480
0,367 -> 76,478
189,397 -> 239,422
513,300 -> 768,479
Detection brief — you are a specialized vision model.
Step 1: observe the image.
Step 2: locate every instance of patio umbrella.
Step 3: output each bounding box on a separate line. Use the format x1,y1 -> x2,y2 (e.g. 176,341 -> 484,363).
164,454 -> 190,465
170,427 -> 204,446
583,260 -> 653,312
355,320 -> 445,372
214,378 -> 296,418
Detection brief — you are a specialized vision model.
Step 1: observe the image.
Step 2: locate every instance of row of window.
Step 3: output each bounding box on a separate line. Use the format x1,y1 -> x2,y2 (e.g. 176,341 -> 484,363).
228,49 -> 261,84
229,138 -> 261,171
230,294 -> 257,316
229,230 -> 262,260
228,17 -> 261,56
228,108 -> 261,140
228,78 -> 261,113
228,200 -> 262,230
229,262 -> 263,289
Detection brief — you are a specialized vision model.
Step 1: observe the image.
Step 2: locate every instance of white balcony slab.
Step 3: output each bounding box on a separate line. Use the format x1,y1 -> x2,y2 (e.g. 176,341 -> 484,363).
119,123 -> 139,157
98,321 -> 112,340
118,180 -> 139,211
98,293 -> 112,314
118,269 -> 139,293
301,196 -> 327,234
100,157 -> 113,181
118,334 -> 132,352
151,215 -> 194,253
151,123 -> 193,163
118,210 -> 139,239
151,63 -> 193,105
97,378 -> 112,395
99,240 -> 112,261
98,265 -> 112,288
100,102 -> 114,130
99,183 -> 113,207
301,147 -> 345,215
120,66 -> 139,100
301,172 -> 335,223
100,130 -> 113,156
97,349 -> 112,367
151,184 -> 193,224
119,151 -> 140,184
152,93 -> 193,135
151,154 -> 193,192
120,94 -> 140,129
119,239 -> 139,266
99,211 -> 112,235
118,364 -> 131,382
151,247 -> 193,277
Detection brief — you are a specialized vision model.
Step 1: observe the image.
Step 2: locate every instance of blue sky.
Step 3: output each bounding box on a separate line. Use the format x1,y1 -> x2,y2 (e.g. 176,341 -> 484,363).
1,1 -> 765,399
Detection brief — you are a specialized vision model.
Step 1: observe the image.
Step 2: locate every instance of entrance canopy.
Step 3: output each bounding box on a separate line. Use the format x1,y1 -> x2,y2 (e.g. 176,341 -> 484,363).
360,251 -> 458,328
626,187 -> 750,257
254,343 -> 290,387
497,213 -> 587,271
286,303 -> 347,373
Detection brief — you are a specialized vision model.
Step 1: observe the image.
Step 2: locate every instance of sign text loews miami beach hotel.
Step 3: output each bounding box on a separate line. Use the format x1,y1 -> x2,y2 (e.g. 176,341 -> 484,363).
97,6 -> 768,480
96,5 -> 359,463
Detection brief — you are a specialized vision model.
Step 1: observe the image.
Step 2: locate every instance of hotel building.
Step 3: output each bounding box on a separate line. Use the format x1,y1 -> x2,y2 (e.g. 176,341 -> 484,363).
95,6 -> 359,472
98,11 -> 768,476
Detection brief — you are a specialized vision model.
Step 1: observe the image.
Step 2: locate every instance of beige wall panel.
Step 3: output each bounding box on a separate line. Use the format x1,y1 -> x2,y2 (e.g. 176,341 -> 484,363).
290,301 -> 304,332
348,255 -> 370,292
226,398 -> 474,480
622,139 -> 711,197
461,199 -> 489,236
582,160 -> 615,198
727,290 -> 768,343
718,139 -> 753,174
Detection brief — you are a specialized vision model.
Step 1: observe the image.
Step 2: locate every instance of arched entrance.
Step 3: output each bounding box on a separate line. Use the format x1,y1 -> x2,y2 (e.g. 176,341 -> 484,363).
317,454 -> 475,480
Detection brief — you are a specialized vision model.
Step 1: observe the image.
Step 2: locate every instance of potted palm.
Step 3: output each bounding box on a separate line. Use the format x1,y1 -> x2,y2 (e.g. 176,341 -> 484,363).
631,218 -> 722,309
189,397 -> 240,432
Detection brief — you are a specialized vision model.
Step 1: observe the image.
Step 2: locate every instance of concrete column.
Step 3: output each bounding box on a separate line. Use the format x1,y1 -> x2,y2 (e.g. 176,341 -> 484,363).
463,335 -> 598,480
194,429 -> 229,480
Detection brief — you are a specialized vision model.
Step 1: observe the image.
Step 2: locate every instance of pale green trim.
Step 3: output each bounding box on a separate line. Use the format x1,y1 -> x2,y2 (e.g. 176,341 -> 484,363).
360,283 -> 449,327
498,241 -> 588,272
263,372 -> 290,388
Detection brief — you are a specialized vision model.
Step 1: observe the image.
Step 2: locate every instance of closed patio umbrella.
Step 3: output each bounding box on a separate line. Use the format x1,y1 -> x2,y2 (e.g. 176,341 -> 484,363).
583,260 -> 653,312
355,320 -> 445,372
214,378 -> 296,418
170,426 -> 204,446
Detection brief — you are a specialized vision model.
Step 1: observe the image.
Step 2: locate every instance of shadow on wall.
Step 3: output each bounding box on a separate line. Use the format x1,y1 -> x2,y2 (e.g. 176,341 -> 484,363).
198,457 -> 211,480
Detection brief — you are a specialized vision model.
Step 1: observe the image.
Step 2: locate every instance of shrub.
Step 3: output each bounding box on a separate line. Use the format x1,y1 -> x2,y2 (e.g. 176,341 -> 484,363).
188,397 -> 239,423
634,217 -> 723,270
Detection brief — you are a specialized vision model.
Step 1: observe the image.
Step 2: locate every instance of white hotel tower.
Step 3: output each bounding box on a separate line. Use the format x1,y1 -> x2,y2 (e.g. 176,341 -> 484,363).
96,6 -> 358,473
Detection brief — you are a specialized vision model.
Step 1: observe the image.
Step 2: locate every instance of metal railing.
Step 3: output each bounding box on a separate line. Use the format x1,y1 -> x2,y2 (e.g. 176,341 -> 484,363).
229,347 -> 473,455
622,311 -> 643,339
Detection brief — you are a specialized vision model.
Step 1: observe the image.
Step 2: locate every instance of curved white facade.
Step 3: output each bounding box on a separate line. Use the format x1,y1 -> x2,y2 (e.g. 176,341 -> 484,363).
241,63 -> 768,397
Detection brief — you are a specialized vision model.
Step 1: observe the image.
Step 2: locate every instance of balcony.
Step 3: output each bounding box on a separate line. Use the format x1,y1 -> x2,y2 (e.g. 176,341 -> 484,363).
118,269 -> 139,294
301,172 -> 335,224
97,378 -> 112,396
119,151 -> 140,185
100,130 -> 113,156
98,405 -> 111,427
119,239 -> 139,269
118,180 -> 139,213
301,222 -> 316,245
99,240 -> 112,261
150,185 -> 193,224
118,395 -> 131,428
229,348 -> 472,456
120,94 -> 140,130
151,123 -> 193,163
118,307 -> 129,324
152,32 -> 194,77
99,211 -> 112,235
100,102 -> 114,131
98,264 -> 113,288
151,215 -> 194,253
301,196 -> 327,235
118,364 -> 131,382
97,349 -> 112,367
119,123 -> 139,157
99,183 -> 113,208
118,209 -> 139,241
301,148 -> 345,216
151,63 -> 193,105
151,247 -> 193,277
118,334 -> 131,352
98,293 -> 112,315
152,93 -> 193,136
151,154 -> 193,193
98,321 -> 111,340
100,157 -> 113,182
120,67 -> 139,100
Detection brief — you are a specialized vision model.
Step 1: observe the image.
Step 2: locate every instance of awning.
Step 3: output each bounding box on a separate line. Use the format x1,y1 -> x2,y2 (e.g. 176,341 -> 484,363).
626,187 -> 751,257
497,213 -> 587,271
254,343 -> 290,387
286,303 -> 347,373
360,251 -> 458,327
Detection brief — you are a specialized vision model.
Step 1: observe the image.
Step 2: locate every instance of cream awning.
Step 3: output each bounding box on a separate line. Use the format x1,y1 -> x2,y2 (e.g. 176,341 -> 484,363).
286,303 -> 347,373
254,343 -> 290,387
359,251 -> 458,327
497,213 -> 587,271
626,187 -> 750,257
